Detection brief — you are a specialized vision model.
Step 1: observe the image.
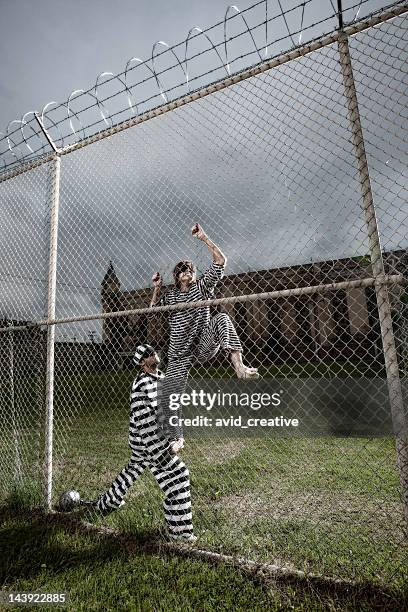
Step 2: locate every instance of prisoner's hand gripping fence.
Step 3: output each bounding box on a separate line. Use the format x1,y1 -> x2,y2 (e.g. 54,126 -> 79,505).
0,0 -> 407,586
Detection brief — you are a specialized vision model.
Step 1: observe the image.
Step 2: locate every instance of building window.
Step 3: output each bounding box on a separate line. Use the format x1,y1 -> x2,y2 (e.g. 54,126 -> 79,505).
234,302 -> 250,349
332,290 -> 350,343
265,299 -> 285,355
365,287 -> 382,358
132,314 -> 148,345
294,296 -> 313,344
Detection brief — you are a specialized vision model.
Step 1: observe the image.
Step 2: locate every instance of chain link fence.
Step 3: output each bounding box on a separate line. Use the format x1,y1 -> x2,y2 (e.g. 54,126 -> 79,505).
0,0 -> 407,587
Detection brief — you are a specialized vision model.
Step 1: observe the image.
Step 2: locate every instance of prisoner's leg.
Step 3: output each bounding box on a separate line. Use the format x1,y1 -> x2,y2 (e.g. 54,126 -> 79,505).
96,454 -> 147,514
158,357 -> 192,440
196,312 -> 258,378
150,453 -> 193,537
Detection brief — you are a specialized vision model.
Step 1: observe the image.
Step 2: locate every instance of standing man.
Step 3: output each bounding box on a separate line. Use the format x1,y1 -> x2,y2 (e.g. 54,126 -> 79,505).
85,344 -> 196,543
150,223 -> 258,440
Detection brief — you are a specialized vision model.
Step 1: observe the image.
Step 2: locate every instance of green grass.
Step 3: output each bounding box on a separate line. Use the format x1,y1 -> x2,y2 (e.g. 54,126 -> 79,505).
45,433 -> 408,591
191,359 -> 387,379
4,392 -> 405,590
49,356 -> 391,412
0,509 -> 272,612
3,477 -> 42,509
1,508 -> 406,612
1,362 -> 407,609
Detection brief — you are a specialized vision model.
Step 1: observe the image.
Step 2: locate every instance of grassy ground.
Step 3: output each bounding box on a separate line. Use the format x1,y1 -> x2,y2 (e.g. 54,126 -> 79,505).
49,433 -> 407,588
1,362 -> 407,610
1,506 -> 407,612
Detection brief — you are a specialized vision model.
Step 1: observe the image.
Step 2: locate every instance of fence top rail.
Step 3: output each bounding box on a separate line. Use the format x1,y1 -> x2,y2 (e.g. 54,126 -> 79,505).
0,274 -> 404,334
0,0 -> 406,183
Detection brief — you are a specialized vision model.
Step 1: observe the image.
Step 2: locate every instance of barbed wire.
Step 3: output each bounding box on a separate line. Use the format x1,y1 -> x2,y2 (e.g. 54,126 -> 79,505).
0,0 -> 384,175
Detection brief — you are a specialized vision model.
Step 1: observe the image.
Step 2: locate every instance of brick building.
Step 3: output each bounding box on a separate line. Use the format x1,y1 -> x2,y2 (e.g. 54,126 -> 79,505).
100,251 -> 407,366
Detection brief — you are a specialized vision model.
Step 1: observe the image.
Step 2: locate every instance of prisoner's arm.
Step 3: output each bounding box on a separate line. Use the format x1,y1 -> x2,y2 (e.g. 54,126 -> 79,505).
150,272 -> 162,307
192,223 -> 227,266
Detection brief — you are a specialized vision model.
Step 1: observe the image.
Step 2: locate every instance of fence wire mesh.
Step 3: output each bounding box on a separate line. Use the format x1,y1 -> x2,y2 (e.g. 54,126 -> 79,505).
0,0 -> 407,589
0,324 -> 46,504
0,161 -> 51,504
0,0 -> 391,174
0,163 -> 52,324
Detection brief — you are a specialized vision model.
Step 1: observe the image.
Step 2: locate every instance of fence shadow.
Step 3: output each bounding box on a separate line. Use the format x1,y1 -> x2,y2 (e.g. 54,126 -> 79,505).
0,505 -> 406,611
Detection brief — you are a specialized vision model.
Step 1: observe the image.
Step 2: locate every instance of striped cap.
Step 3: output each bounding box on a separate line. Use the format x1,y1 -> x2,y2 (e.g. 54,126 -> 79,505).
133,344 -> 155,366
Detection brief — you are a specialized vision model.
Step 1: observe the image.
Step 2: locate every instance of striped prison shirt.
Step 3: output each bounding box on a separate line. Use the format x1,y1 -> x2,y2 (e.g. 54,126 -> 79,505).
129,370 -> 170,460
159,261 -> 225,359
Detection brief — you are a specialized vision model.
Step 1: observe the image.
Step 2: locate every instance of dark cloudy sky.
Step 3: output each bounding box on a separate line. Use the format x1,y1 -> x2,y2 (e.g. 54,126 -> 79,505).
0,0 -> 406,339
0,0 -> 388,131
0,0 -> 236,129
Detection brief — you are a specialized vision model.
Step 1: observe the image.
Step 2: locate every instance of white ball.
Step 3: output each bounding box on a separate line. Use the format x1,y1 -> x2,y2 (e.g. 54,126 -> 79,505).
58,489 -> 81,511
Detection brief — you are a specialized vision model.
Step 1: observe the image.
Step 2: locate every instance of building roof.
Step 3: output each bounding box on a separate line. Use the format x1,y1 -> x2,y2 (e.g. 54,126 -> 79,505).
101,261 -> 120,288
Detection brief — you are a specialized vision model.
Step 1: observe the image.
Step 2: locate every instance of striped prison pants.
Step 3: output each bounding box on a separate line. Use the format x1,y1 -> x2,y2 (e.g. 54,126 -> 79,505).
159,312 -> 243,439
96,450 -> 193,537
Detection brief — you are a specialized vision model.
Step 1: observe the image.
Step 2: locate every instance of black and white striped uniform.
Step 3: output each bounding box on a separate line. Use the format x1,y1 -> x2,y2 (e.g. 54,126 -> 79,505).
158,262 -> 242,438
96,369 -> 193,537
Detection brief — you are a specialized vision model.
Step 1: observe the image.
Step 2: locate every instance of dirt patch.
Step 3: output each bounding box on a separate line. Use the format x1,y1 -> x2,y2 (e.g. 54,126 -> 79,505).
193,440 -> 245,465
215,490 -> 405,539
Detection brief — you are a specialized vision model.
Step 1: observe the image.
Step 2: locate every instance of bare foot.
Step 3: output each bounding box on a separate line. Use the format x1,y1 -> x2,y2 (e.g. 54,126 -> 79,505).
235,365 -> 259,379
230,351 -> 259,379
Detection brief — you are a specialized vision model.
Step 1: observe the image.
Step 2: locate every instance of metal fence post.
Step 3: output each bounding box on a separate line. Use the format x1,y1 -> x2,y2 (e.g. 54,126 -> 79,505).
43,153 -> 60,511
35,112 -> 62,511
338,28 -> 408,529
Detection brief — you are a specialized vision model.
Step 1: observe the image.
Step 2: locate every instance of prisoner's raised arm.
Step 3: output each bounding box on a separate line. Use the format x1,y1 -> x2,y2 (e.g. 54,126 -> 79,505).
150,272 -> 162,307
192,223 -> 227,266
